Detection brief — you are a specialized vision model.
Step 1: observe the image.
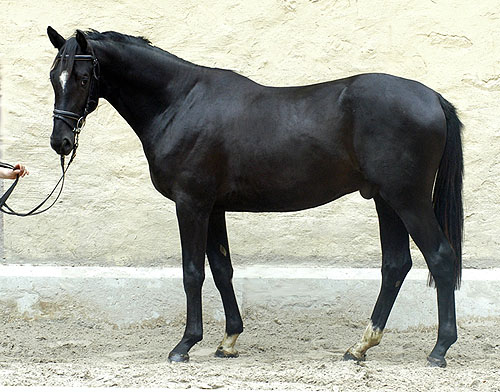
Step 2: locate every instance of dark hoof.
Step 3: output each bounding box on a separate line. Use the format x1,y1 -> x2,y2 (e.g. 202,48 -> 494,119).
343,351 -> 365,362
215,348 -> 239,358
168,352 -> 190,363
427,355 -> 447,368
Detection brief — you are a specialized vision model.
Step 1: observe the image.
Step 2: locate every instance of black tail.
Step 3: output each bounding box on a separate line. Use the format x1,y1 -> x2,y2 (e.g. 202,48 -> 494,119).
431,95 -> 464,290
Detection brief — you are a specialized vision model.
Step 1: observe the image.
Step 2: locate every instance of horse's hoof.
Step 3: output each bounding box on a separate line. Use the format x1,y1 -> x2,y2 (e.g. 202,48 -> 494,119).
168,352 -> 190,363
427,355 -> 447,368
342,350 -> 365,362
215,347 -> 239,358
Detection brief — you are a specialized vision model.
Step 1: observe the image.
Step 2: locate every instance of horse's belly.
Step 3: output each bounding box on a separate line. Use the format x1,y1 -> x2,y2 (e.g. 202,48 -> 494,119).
222,189 -> 355,212
220,166 -> 364,212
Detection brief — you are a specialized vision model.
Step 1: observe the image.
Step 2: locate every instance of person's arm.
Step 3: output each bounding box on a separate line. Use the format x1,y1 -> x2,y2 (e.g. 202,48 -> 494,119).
0,163 -> 29,180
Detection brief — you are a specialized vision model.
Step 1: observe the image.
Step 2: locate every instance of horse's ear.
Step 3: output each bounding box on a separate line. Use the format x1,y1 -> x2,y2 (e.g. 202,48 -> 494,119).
76,30 -> 88,51
47,26 -> 65,49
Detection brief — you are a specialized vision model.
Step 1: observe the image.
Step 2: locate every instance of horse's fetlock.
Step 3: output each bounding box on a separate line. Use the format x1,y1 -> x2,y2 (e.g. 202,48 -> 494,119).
441,324 -> 457,345
227,321 -> 244,336
185,332 -> 203,345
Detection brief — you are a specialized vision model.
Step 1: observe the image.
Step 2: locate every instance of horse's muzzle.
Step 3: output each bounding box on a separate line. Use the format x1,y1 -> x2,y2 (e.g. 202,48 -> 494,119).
50,135 -> 73,156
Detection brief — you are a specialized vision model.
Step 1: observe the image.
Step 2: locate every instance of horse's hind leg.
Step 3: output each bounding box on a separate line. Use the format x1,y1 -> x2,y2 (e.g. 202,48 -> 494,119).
395,201 -> 457,367
344,195 -> 412,361
206,210 -> 243,358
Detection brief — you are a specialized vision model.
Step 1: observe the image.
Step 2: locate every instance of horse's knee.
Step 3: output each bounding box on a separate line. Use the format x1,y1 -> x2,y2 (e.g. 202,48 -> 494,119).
211,263 -> 233,280
209,259 -> 235,291
183,267 -> 205,292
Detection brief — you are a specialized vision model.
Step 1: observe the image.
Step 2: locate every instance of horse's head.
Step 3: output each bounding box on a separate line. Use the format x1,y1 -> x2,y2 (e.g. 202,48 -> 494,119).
47,27 -> 99,156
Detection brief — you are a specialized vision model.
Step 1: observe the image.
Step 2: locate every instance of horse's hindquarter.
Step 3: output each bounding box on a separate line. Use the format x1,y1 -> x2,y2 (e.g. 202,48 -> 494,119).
215,80 -> 364,212
345,74 -> 447,200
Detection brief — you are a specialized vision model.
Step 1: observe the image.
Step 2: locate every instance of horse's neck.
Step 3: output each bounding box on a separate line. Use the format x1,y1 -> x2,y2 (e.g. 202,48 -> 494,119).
96,42 -> 199,141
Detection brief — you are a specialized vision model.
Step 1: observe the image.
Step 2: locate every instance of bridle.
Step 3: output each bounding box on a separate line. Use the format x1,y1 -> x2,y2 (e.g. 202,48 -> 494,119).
0,52 -> 100,217
52,52 -> 100,156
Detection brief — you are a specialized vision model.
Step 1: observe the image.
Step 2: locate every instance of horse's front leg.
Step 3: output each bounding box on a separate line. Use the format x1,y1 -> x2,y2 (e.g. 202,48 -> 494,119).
168,201 -> 211,363
206,209 -> 243,358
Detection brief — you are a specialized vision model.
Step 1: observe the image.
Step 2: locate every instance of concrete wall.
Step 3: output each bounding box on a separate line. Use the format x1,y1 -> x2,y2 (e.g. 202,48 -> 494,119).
0,0 -> 498,269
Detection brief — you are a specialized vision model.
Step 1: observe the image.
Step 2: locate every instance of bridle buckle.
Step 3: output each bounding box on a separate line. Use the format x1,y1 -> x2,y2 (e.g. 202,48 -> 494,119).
76,116 -> 86,131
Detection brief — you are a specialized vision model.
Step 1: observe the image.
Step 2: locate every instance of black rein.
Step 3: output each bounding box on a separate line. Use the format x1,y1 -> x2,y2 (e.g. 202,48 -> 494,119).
0,155 -> 72,217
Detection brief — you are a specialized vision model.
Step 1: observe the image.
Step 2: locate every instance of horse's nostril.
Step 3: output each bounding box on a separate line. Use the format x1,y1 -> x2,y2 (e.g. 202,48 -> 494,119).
50,136 -> 73,156
61,138 -> 73,155
50,136 -> 60,152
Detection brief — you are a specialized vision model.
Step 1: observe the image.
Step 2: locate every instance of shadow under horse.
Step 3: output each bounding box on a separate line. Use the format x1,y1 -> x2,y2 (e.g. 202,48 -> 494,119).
47,27 -> 463,368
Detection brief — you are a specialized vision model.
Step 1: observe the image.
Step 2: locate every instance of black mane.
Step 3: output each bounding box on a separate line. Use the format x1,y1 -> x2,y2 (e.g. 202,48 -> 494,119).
83,30 -> 152,47
82,29 -> 196,68
54,30 -> 150,77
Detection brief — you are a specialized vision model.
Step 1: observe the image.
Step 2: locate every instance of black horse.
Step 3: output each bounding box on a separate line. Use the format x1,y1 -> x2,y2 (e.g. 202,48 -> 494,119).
47,27 -> 463,367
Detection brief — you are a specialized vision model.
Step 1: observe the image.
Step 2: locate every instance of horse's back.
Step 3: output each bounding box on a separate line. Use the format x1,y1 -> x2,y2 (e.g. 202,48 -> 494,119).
208,75 -> 363,211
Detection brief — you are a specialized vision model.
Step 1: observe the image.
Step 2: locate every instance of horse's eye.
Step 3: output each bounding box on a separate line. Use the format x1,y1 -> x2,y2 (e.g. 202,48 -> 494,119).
81,77 -> 89,87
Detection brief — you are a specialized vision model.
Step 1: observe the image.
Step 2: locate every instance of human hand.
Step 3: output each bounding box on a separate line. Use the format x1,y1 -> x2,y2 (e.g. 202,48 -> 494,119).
0,163 -> 29,180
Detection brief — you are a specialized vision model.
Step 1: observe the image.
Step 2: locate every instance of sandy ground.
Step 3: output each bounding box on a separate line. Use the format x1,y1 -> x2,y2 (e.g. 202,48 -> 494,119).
0,309 -> 498,391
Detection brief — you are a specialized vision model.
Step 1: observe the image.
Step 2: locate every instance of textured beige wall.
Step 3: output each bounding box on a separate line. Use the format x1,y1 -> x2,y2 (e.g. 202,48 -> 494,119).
0,0 -> 498,268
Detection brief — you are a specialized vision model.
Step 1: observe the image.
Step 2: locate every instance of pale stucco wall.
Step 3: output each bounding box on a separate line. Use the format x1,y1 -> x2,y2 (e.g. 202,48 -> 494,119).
0,0 -> 498,269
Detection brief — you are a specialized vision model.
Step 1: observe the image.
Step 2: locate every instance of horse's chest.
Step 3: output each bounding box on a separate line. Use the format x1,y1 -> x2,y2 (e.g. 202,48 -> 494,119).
145,149 -> 207,203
